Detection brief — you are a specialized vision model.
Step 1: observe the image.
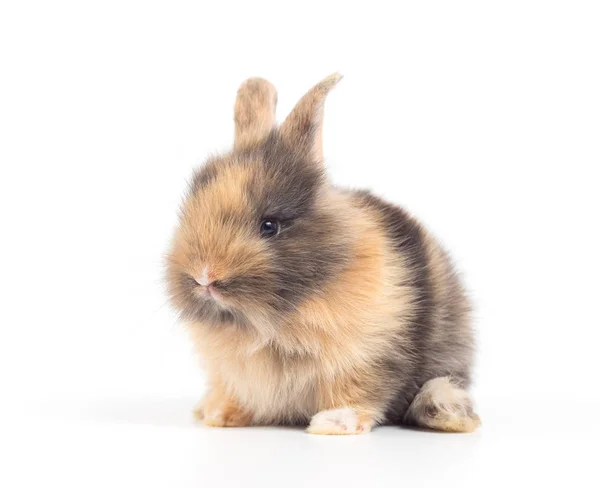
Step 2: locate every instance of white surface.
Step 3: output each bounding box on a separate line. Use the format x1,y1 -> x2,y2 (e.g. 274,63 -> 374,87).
1,1 -> 599,486
3,395 -> 599,487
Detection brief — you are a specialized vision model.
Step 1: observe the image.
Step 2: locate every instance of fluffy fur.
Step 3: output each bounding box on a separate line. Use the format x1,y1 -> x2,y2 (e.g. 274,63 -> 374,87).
166,74 -> 479,434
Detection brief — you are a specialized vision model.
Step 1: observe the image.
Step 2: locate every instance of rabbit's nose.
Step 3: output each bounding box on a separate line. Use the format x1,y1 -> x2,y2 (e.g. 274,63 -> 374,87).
195,266 -> 214,287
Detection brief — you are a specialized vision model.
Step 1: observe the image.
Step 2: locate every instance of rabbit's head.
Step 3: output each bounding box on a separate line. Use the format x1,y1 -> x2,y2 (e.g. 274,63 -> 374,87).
167,74 -> 350,328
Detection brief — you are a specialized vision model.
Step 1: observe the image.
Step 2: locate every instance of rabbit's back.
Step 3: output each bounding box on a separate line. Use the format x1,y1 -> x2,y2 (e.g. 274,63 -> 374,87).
351,190 -> 474,421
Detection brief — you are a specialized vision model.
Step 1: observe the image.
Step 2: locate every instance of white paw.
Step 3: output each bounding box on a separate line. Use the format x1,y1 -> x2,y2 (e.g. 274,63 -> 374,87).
307,407 -> 370,435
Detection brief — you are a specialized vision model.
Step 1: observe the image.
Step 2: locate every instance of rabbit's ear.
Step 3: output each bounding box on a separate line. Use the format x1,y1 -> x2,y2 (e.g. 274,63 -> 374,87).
280,73 -> 342,163
234,78 -> 278,150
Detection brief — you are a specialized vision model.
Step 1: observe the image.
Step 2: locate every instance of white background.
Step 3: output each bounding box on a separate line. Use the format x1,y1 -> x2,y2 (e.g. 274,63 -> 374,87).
1,1 -> 599,486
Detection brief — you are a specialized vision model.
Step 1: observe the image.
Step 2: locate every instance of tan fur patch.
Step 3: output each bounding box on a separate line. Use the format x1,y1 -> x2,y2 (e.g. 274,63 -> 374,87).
171,161 -> 272,292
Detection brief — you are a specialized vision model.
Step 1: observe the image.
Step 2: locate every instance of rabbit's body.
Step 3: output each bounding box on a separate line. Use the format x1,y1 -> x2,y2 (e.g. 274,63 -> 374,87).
167,75 -> 479,434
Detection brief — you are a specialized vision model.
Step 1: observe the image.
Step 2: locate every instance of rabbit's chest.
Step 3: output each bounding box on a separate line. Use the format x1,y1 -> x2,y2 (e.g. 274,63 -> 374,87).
218,349 -> 322,423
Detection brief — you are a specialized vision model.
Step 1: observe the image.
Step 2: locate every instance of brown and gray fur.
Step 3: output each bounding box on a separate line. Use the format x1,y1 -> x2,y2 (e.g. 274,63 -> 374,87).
166,74 -> 480,435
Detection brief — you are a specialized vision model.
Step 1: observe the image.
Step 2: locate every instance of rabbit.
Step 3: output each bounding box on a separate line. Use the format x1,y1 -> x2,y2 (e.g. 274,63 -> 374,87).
166,73 -> 480,435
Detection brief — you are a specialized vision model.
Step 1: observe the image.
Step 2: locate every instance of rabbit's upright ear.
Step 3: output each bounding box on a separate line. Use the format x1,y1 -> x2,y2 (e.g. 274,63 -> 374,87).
280,73 -> 342,163
234,78 -> 278,150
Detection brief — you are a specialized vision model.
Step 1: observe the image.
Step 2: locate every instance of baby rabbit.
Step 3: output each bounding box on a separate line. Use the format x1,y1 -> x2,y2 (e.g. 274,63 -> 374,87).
166,74 -> 479,434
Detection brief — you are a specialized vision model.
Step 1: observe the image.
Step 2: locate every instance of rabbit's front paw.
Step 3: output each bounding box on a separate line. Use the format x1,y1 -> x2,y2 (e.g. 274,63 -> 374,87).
194,391 -> 252,428
307,407 -> 373,435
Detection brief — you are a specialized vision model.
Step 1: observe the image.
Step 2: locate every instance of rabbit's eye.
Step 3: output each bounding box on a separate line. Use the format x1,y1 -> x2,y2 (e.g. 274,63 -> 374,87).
260,219 -> 280,238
